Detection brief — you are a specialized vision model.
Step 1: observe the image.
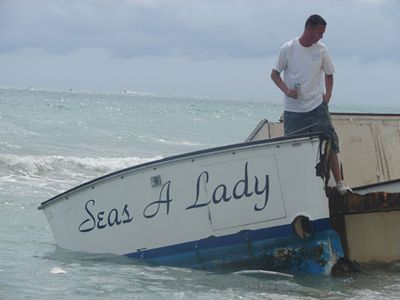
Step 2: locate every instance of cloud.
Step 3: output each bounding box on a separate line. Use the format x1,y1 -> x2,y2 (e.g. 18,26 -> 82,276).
0,0 -> 399,105
1,0 -> 397,61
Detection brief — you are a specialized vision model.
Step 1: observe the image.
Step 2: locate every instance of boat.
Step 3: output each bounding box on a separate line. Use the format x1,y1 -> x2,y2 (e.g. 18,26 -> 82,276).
38,133 -> 344,275
248,113 -> 400,266
247,112 -> 400,188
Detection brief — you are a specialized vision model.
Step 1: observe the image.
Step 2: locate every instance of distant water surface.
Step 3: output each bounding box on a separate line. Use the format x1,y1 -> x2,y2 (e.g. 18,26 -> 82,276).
1,87 -> 400,299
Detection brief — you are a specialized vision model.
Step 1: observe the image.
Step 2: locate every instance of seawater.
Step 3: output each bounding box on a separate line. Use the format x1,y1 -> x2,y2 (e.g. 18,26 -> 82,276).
1,87 -> 400,300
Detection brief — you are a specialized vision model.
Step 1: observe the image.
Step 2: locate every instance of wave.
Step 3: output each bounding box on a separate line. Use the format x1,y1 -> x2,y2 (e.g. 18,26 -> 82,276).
147,137 -> 208,147
1,86 -> 271,104
0,154 -> 162,179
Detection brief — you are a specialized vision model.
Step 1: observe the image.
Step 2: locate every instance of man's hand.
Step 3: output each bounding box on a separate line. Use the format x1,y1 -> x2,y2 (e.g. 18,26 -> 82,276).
322,92 -> 331,104
285,88 -> 298,99
323,74 -> 333,105
271,69 -> 298,100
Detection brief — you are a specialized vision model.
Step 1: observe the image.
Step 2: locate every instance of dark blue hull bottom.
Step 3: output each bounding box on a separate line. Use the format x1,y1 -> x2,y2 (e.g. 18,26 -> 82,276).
126,219 -> 344,275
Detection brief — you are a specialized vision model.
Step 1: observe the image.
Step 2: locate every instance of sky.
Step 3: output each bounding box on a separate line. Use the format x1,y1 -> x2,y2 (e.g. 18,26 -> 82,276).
0,0 -> 399,106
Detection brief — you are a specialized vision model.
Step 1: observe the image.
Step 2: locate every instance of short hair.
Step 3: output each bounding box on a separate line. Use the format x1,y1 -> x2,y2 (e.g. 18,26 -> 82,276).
305,15 -> 327,28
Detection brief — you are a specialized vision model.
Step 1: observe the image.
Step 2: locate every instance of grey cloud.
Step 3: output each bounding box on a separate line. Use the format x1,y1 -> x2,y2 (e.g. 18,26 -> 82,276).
325,0 -> 400,61
0,0 -> 399,61
0,0 -> 293,58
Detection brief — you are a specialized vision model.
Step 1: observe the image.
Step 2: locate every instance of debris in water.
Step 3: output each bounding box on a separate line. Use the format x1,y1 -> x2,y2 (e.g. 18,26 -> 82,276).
50,267 -> 67,274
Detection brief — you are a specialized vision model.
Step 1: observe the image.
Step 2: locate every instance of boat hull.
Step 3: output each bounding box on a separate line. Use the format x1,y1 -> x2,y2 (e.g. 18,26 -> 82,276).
39,135 -> 343,275
127,220 -> 342,275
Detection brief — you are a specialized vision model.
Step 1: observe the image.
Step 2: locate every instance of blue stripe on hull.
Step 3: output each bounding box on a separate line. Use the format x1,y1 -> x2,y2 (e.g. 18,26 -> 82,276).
126,218 -> 343,275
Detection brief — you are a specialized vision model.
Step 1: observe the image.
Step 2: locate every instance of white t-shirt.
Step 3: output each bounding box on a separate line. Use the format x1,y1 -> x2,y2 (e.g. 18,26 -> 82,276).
274,38 -> 335,112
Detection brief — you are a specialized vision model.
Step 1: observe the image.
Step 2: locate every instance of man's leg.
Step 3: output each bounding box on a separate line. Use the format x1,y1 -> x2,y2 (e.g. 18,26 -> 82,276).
283,111 -> 308,135
329,152 -> 342,183
309,102 -> 351,194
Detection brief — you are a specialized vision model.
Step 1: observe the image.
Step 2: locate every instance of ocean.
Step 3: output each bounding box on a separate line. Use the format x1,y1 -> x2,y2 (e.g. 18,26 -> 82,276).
1,87 -> 400,299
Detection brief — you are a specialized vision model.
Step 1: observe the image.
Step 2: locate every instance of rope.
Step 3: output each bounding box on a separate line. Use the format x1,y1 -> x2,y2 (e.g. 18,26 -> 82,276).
284,119 -> 332,188
285,121 -> 322,136
315,137 -> 331,189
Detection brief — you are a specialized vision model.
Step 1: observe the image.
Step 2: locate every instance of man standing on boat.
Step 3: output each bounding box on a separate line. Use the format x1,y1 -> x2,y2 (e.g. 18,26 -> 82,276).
270,14 -> 351,195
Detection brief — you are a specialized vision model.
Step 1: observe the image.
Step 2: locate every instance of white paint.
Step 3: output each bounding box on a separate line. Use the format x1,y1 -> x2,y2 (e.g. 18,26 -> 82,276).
41,137 -> 329,255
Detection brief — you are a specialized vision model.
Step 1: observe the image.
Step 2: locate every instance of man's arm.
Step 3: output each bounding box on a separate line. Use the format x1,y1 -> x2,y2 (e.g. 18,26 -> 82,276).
270,69 -> 298,99
323,74 -> 333,104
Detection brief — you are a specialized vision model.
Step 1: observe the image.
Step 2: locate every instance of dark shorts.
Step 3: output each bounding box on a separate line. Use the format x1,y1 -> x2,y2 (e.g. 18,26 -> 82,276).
283,102 -> 340,153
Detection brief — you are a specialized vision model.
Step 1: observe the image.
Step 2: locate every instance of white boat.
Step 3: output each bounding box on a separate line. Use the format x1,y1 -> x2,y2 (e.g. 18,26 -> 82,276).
38,134 -> 343,275
247,113 -> 400,266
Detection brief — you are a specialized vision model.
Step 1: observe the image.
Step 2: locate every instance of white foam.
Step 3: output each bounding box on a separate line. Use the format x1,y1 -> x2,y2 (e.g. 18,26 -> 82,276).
0,153 -> 162,191
50,266 -> 67,274
233,269 -> 294,278
149,137 -> 207,147
0,154 -> 161,175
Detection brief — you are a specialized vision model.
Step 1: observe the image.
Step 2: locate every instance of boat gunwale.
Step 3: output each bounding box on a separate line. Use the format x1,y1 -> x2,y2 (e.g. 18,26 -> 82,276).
352,178 -> 400,192
330,112 -> 400,117
38,132 -> 321,210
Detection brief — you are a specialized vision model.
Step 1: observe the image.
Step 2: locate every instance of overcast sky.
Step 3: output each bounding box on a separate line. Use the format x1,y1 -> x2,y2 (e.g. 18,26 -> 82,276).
1,0 -> 399,105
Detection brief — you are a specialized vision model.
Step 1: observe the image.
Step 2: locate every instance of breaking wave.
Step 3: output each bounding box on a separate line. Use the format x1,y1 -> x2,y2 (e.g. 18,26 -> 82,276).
148,137 -> 208,147
0,153 -> 162,179
0,153 -> 164,197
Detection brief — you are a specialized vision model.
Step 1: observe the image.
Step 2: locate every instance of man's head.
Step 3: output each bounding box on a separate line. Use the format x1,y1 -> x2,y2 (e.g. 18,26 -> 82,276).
305,14 -> 327,28
302,14 -> 327,45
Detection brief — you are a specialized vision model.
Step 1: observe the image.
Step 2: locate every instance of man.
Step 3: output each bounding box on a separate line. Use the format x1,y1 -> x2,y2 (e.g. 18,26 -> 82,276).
270,14 -> 351,195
